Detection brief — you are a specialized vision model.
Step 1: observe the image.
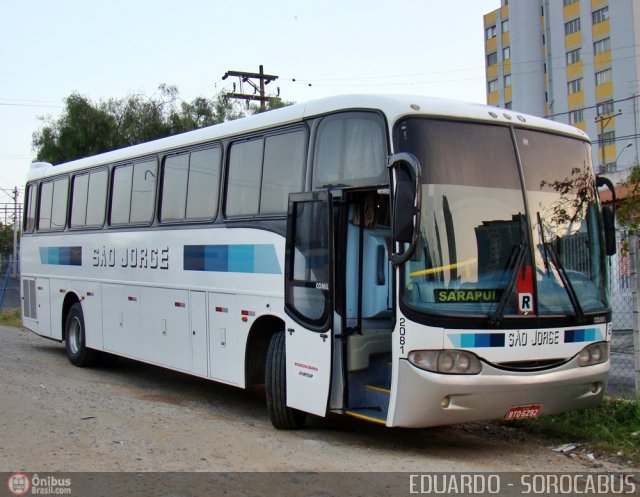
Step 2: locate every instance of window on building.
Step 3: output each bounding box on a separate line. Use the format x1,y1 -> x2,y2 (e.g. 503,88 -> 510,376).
595,68 -> 612,86
503,46 -> 511,60
564,18 -> 581,35
569,109 -> 584,124
592,6 -> 609,24
486,25 -> 497,39
567,78 -> 583,94
502,20 -> 509,33
563,0 -> 579,6
566,48 -> 582,65
594,37 -> 611,55
505,101 -> 512,109
597,100 -> 614,116
488,79 -> 498,93
503,74 -> 511,87
487,52 -> 498,66
598,130 -> 615,147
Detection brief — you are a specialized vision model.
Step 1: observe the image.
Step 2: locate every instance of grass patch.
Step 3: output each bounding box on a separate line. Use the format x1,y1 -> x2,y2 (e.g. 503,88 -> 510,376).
0,308 -> 22,328
514,397 -> 640,463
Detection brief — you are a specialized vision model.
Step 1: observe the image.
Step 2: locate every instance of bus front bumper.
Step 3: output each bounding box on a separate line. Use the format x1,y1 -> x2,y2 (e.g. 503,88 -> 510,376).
389,357 -> 609,428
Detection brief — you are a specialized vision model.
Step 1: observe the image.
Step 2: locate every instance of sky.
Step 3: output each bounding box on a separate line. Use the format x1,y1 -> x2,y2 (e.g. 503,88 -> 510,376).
0,0 -> 500,205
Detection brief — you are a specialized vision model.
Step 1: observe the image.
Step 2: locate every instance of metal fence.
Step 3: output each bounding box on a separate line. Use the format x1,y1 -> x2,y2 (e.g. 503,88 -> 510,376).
0,260 -> 20,312
608,230 -> 640,398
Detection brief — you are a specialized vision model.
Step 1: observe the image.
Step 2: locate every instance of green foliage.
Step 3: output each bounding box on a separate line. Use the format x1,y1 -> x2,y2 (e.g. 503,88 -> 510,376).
33,85 -> 290,165
615,164 -> 640,230
513,397 -> 640,462
0,308 -> 22,328
0,223 -> 17,260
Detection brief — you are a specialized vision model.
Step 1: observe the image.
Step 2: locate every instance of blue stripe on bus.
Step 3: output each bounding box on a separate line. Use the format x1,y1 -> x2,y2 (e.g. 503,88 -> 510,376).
448,333 -> 505,348
564,328 -> 603,343
39,246 -> 82,266
184,244 -> 281,274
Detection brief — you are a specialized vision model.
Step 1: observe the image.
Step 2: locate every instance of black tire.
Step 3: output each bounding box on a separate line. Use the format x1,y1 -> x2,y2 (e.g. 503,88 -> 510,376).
265,331 -> 306,429
64,303 -> 98,367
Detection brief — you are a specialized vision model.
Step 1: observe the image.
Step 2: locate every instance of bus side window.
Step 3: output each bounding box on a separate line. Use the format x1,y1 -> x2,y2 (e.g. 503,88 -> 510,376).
260,130 -> 306,214
160,146 -> 221,223
313,112 -> 386,188
24,184 -> 36,232
110,160 -> 156,225
226,138 -> 264,217
38,177 -> 68,231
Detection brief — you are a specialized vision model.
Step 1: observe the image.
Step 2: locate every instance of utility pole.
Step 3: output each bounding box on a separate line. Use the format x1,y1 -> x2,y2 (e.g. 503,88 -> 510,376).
222,65 -> 279,112
11,187 -> 18,278
595,110 -> 622,173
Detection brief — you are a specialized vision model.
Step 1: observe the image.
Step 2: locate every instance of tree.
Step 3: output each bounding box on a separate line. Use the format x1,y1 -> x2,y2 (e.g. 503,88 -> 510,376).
615,165 -> 640,230
0,223 -> 16,262
33,85 -> 288,165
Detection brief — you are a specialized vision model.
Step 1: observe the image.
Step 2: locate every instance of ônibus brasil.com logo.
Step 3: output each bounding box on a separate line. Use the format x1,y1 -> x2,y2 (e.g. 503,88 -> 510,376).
7,473 -> 72,496
7,473 -> 30,496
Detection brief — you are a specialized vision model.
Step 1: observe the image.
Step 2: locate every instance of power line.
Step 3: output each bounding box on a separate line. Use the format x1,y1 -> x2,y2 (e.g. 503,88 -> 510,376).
222,65 -> 279,112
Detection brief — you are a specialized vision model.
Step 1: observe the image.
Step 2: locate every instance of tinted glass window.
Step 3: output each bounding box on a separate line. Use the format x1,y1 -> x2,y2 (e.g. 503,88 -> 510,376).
260,131 -> 306,214
70,174 -> 89,227
186,147 -> 221,219
38,181 -> 54,230
286,197 -> 330,327
226,139 -> 263,217
51,177 -> 69,230
161,153 -> 189,221
111,165 -> 133,225
313,112 -> 386,188
86,170 -> 108,227
24,184 -> 36,232
130,160 -> 157,223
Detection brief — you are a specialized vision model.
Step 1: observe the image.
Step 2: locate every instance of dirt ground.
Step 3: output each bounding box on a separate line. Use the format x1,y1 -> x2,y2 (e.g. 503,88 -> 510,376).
0,324 -> 636,476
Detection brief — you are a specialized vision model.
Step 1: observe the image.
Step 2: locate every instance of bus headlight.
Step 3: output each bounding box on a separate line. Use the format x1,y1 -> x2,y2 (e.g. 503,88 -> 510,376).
408,350 -> 482,374
577,342 -> 609,367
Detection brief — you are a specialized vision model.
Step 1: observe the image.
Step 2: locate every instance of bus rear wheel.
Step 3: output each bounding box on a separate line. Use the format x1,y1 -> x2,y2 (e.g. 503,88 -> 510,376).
65,303 -> 98,367
265,330 -> 306,429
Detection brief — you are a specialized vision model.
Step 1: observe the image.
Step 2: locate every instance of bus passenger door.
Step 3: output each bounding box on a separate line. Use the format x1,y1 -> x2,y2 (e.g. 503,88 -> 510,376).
284,191 -> 333,416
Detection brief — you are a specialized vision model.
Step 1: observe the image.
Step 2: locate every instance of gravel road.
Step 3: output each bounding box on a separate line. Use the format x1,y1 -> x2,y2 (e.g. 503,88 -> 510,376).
0,324 -> 634,474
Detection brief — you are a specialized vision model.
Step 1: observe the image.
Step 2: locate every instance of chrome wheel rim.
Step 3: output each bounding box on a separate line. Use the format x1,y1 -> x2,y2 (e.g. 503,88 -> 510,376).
68,316 -> 82,355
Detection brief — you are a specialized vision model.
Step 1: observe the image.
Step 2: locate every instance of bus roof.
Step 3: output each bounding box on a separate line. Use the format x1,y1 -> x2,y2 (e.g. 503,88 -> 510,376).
27,94 -> 589,181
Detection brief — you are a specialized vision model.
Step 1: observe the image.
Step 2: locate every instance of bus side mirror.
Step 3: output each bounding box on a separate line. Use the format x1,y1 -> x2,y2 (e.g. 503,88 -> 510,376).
596,175 -> 617,256
388,153 -> 421,265
602,206 -> 616,256
393,180 -> 417,243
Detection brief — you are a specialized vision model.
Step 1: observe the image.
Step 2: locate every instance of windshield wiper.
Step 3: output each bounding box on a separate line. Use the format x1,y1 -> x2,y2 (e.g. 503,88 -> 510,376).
489,241 -> 527,327
543,240 -> 585,324
536,212 -> 585,323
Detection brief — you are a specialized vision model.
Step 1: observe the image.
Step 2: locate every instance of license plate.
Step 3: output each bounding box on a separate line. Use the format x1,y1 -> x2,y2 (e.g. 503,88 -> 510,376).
505,404 -> 542,420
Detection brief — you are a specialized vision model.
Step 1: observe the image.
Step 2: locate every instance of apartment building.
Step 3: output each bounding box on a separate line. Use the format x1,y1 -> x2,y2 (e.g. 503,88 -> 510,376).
484,0 -> 640,178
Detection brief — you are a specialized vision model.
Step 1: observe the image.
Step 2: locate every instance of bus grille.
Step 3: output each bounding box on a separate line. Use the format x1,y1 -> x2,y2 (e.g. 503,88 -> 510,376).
493,358 -> 570,371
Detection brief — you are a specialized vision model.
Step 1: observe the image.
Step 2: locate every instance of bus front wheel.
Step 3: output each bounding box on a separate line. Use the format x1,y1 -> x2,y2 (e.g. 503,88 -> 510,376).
65,303 -> 98,367
265,330 -> 306,430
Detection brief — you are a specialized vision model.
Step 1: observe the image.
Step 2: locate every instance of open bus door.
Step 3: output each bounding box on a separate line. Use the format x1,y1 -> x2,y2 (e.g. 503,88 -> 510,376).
283,191 -> 333,418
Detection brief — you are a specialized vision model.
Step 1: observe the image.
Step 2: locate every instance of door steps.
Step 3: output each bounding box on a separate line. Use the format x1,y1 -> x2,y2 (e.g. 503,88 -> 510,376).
345,354 -> 391,425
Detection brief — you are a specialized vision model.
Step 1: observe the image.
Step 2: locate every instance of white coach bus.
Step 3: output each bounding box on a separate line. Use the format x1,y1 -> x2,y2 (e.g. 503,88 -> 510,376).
21,94 -> 615,429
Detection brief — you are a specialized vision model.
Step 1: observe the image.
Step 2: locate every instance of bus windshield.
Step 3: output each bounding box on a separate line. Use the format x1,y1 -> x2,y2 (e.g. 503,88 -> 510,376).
396,118 -> 609,322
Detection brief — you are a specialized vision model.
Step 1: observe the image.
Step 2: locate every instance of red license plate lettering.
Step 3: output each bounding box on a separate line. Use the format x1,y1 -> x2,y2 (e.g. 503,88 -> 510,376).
505,404 -> 542,420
